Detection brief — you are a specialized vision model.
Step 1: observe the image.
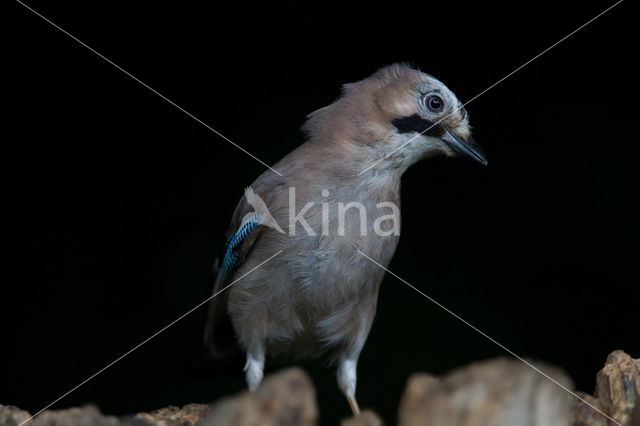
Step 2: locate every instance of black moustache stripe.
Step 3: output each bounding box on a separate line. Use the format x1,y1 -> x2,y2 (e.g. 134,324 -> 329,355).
391,114 -> 445,137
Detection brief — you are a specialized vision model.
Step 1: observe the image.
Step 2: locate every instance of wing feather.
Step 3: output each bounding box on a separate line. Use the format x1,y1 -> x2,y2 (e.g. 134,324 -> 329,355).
203,194 -> 265,357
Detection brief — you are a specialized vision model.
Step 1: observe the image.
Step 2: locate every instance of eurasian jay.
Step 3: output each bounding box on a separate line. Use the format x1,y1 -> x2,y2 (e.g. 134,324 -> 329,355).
204,63 -> 487,415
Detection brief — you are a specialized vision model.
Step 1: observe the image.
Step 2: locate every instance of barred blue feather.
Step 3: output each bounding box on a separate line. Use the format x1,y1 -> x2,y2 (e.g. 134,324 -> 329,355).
221,214 -> 262,274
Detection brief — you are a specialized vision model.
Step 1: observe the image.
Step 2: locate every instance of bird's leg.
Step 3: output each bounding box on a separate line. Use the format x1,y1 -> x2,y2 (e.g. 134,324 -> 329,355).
337,357 -> 361,415
347,395 -> 361,416
335,295 -> 377,417
244,349 -> 265,391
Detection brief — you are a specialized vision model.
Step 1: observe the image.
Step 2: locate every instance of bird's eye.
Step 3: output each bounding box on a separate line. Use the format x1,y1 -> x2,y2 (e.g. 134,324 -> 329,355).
424,94 -> 444,113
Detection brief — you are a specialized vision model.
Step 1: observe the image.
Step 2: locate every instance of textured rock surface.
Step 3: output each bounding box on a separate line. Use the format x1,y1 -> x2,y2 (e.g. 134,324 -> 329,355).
631,402 -> 640,426
2,352 -> 638,426
340,410 -> 383,426
0,404 -> 36,426
132,403 -> 211,425
572,392 -> 609,426
573,350 -> 640,426
201,367 -> 317,426
0,405 -> 128,426
0,368 -> 314,426
398,357 -> 574,426
595,350 -> 640,426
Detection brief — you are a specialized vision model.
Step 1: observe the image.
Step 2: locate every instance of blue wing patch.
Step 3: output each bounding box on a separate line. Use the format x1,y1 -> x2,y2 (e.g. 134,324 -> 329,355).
221,213 -> 262,274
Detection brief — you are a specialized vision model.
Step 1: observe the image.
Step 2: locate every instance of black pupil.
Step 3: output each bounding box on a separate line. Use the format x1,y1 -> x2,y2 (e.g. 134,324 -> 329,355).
428,96 -> 443,111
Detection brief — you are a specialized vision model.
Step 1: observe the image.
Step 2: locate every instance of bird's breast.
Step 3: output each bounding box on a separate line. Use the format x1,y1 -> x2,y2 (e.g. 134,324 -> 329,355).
277,188 -> 400,309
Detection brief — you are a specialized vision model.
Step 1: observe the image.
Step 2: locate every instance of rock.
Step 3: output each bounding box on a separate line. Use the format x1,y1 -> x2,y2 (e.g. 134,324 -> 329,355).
201,367 -> 317,426
631,402 -> 640,426
398,357 -> 574,426
4,353 -> 637,426
0,403 -> 212,426
131,403 -> 211,425
0,404 -> 33,426
341,410 -> 383,426
594,350 -> 640,426
0,368 -> 315,426
0,404 -> 130,426
572,392 -> 609,426
573,350 -> 640,426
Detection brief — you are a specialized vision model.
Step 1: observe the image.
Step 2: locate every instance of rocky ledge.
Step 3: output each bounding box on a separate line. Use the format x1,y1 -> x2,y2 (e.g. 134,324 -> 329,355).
1,350 -> 637,426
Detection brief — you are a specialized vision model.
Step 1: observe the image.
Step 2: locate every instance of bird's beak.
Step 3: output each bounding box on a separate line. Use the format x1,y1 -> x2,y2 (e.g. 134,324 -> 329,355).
441,128 -> 488,166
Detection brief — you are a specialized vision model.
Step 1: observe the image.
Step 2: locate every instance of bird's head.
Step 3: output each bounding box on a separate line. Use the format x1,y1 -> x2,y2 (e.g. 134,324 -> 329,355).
303,64 -> 487,174
379,66 -> 487,167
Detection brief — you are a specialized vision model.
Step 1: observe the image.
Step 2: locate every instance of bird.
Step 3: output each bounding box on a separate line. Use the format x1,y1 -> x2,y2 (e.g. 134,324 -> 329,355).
203,63 -> 487,415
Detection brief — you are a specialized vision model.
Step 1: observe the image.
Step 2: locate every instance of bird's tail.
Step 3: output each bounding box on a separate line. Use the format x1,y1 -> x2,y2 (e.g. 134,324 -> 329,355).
203,259 -> 239,357
191,260 -> 244,378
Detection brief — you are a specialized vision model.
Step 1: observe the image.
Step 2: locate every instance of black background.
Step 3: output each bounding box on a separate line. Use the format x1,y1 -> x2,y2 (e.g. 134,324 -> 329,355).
6,1 -> 638,424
